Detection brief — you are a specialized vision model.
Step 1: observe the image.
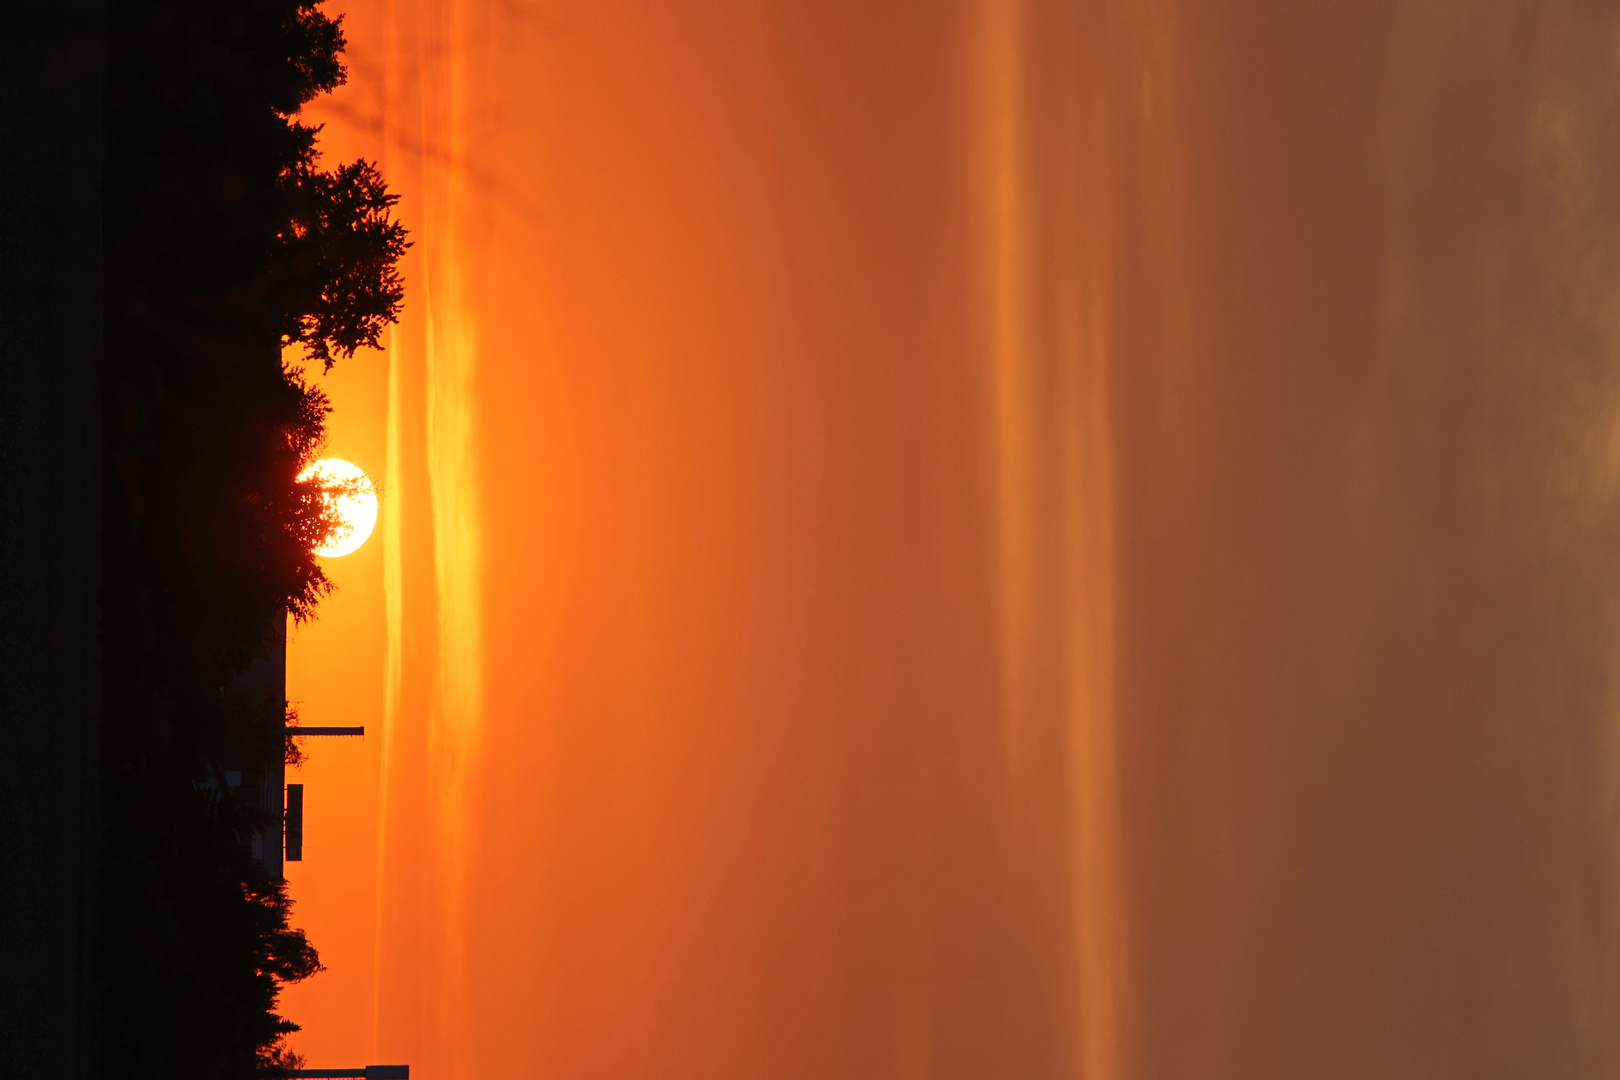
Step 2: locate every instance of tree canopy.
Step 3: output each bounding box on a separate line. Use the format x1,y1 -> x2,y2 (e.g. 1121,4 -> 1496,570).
277,156 -> 411,369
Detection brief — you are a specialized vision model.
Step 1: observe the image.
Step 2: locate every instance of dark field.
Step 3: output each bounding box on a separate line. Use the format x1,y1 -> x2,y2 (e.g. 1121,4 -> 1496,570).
0,4 -> 104,1079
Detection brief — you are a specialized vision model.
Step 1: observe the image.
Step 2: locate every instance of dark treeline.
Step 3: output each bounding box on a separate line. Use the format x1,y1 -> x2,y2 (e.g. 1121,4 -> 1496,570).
101,1 -> 403,1076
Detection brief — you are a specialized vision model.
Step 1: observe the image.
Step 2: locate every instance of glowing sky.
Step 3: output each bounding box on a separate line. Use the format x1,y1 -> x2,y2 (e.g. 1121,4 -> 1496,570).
283,2 -> 1620,1077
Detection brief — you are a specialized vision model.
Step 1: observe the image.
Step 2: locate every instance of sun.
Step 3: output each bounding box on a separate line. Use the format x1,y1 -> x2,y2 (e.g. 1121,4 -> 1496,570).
298,458 -> 379,557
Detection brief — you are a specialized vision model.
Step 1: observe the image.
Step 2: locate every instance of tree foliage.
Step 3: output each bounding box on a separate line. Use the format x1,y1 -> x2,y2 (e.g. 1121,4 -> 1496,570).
264,4 -> 347,114
279,157 -> 411,369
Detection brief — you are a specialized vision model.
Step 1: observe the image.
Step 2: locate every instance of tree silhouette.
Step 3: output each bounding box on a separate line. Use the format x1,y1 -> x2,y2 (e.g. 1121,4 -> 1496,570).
244,877 -> 325,985
277,156 -> 411,370
261,3 -> 347,114
98,2 -> 404,1075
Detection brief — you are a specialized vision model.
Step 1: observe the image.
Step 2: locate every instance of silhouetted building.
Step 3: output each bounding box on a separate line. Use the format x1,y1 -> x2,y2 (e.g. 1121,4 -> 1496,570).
223,619 -> 292,876
221,616 -> 362,878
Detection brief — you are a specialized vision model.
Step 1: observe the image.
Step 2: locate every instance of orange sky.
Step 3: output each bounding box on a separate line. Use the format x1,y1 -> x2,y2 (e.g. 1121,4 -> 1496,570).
284,2 -> 1115,1077
283,2 -> 1620,1078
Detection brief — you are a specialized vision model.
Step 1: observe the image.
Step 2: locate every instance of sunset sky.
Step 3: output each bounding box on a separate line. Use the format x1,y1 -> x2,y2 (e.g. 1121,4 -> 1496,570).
282,2 -> 1620,1078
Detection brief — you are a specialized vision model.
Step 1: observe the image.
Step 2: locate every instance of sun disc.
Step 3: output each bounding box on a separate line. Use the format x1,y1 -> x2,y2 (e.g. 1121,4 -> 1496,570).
297,458 -> 378,557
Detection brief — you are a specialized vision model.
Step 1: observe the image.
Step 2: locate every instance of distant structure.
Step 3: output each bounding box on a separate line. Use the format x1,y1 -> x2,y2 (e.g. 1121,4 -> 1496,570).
222,616 -> 364,878
224,621 -> 393,1075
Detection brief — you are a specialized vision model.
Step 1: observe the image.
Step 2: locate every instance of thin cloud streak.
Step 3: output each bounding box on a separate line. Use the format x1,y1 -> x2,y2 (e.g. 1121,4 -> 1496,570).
372,2 -> 487,1069
973,0 -> 1127,1072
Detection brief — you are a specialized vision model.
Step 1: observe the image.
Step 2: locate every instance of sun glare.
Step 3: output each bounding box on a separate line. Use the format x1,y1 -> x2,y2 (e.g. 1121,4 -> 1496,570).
299,457 -> 379,557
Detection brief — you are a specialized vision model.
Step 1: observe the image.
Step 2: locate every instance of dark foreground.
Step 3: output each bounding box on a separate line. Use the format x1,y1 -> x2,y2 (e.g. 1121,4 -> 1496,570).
1,1 -> 402,1074
0,5 -> 103,1079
